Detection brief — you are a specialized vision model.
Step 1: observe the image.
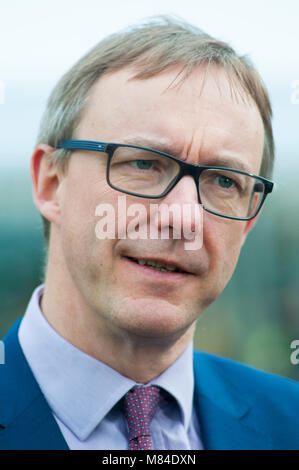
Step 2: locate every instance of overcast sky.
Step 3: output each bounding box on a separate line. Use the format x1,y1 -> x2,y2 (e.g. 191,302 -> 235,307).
0,0 -> 298,185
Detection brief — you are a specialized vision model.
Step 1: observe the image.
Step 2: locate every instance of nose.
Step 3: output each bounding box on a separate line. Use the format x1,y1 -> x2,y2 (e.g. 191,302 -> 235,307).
153,175 -> 203,243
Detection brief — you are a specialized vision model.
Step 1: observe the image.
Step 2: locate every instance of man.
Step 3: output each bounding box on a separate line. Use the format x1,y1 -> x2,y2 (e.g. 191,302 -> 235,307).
1,17 -> 298,451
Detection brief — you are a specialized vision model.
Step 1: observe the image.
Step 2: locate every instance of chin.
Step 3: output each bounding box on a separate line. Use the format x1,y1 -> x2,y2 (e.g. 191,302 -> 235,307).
112,298 -> 195,340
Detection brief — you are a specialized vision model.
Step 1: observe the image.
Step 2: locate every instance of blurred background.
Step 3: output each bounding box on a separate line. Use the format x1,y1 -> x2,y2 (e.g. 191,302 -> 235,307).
0,0 -> 298,380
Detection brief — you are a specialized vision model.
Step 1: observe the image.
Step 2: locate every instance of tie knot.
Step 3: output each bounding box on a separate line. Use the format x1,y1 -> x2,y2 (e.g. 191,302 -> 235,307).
124,385 -> 163,448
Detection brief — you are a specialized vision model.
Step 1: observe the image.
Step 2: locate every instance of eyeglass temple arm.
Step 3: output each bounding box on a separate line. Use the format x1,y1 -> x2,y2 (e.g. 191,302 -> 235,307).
56,140 -> 107,152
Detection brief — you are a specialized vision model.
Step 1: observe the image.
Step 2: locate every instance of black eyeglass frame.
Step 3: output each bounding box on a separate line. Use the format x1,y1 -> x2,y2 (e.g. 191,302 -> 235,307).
56,139 -> 274,221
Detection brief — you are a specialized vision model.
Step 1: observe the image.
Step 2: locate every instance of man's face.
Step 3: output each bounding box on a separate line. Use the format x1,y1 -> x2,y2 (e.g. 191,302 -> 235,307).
55,65 -> 264,341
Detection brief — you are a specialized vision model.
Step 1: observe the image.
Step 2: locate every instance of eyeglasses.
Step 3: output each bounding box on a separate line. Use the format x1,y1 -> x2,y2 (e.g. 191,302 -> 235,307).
56,139 -> 274,221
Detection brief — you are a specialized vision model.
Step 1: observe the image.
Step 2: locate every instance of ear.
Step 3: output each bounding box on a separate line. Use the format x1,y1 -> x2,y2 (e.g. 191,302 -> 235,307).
241,193 -> 263,246
241,211 -> 261,246
31,144 -> 64,226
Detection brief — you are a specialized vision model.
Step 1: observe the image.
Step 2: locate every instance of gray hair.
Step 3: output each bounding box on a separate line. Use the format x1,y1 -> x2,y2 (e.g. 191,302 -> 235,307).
36,16 -> 274,242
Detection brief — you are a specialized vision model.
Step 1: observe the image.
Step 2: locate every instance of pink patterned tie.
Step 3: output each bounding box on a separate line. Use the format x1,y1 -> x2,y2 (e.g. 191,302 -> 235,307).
124,385 -> 163,450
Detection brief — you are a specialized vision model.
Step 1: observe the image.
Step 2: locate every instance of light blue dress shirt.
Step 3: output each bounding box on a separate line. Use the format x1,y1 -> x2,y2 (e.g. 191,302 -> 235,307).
18,285 -> 204,450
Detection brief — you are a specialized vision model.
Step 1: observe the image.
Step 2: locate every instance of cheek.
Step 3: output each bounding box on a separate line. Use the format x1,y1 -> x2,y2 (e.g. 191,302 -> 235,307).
59,169 -> 125,284
61,183 -> 95,245
204,215 -> 245,283
60,160 -> 115,244
58,172 -> 104,272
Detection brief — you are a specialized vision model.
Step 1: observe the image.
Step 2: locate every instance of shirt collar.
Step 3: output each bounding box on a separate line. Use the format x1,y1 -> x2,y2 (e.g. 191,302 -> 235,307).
18,284 -> 194,441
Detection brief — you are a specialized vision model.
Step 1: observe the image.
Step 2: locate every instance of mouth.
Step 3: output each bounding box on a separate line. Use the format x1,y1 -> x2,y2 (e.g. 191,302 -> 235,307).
124,256 -> 191,274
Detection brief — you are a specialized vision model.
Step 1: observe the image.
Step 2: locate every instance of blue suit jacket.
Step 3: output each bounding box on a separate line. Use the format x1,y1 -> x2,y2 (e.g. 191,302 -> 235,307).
1,318 -> 299,450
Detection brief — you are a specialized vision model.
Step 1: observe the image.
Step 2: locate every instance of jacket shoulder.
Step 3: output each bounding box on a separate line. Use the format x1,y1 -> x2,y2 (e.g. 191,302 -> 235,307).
193,350 -> 299,449
193,349 -> 299,415
194,349 -> 299,390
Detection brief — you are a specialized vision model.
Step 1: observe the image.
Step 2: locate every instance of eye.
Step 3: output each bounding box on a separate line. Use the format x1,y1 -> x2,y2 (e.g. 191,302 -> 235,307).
129,160 -> 153,170
215,175 -> 235,189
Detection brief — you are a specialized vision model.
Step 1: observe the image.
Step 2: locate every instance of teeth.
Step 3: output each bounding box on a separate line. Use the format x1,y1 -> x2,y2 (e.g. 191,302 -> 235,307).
131,258 -> 181,272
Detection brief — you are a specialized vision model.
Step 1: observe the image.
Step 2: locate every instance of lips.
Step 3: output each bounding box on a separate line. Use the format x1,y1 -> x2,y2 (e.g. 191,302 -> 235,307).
125,256 -> 191,274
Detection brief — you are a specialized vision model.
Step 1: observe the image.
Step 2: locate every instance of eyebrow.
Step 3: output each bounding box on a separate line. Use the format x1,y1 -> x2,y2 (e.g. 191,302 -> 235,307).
121,137 -> 253,173
201,157 -> 253,173
122,137 -> 181,158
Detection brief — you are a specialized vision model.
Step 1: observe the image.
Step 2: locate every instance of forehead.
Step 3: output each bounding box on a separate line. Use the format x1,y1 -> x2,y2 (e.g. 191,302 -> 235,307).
77,65 -> 264,171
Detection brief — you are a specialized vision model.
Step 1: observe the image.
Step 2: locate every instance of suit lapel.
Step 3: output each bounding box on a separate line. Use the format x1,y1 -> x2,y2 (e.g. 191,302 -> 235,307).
0,319 -> 68,450
193,350 -> 273,450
